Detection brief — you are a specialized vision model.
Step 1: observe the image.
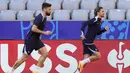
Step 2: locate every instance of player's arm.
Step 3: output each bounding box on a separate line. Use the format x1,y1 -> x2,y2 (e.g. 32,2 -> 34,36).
81,21 -> 87,34
80,18 -> 95,35
31,25 -> 51,35
32,16 -> 52,35
97,26 -> 109,35
80,21 -> 88,40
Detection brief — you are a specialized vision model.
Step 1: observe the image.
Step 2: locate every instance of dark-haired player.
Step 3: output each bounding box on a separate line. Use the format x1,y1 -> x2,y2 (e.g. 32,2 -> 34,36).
78,7 -> 109,72
8,3 -> 52,73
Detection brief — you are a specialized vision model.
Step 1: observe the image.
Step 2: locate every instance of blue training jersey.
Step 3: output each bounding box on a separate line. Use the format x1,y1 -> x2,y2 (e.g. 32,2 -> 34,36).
25,13 -> 47,40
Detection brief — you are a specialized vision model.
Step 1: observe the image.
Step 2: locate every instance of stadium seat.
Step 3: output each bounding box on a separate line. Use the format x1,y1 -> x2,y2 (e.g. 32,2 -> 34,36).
62,0 -> 80,10
11,0 -> 27,2
17,10 -> 34,21
0,0 -> 8,11
53,10 -> 71,20
108,9 -> 125,20
35,10 -> 52,20
89,10 -> 107,19
46,0 -> 62,10
27,0 -> 45,10
99,0 -> 116,10
80,0 -> 98,10
0,10 -> 16,20
126,10 -> 130,20
5,0 -> 11,2
27,0 -> 44,2
9,0 -> 26,11
89,10 -> 94,19
71,10 -> 89,20
35,10 -> 42,16
117,0 -> 130,9
47,0 -> 63,2
81,0 -> 99,2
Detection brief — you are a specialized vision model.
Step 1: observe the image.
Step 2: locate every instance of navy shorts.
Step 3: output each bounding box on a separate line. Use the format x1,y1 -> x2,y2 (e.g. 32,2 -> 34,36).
23,39 -> 45,55
82,40 -> 99,55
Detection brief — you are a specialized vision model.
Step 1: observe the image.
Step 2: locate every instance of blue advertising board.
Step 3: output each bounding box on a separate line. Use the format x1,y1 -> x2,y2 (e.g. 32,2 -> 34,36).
0,21 -> 130,40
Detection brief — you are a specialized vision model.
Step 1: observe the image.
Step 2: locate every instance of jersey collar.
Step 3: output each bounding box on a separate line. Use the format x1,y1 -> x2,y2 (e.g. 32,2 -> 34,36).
41,12 -> 45,18
95,16 -> 104,21
41,12 -> 47,21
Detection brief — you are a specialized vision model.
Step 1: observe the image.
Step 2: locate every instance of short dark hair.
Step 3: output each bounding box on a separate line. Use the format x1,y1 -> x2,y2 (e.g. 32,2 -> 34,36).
42,3 -> 51,10
94,7 -> 103,16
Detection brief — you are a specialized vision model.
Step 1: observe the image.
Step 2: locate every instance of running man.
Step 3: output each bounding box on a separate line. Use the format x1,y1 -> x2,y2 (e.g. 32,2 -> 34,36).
78,7 -> 109,72
8,3 -> 52,73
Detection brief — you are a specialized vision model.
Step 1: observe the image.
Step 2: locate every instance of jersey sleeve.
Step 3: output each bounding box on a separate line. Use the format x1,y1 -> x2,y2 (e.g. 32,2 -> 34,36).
80,18 -> 96,35
81,21 -> 88,35
87,18 -> 97,26
97,28 -> 107,35
87,17 -> 102,26
33,15 -> 42,26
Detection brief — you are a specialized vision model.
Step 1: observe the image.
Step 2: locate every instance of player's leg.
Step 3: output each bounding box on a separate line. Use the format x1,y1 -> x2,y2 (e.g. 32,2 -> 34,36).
89,52 -> 101,61
32,40 -> 48,73
37,46 -> 48,67
78,41 -> 91,72
81,44 -> 101,63
84,54 -> 90,59
78,54 -> 90,72
78,45 -> 100,72
12,54 -> 28,71
7,44 -> 33,73
7,53 -> 28,73
33,46 -> 48,73
82,54 -> 91,66
81,52 -> 101,65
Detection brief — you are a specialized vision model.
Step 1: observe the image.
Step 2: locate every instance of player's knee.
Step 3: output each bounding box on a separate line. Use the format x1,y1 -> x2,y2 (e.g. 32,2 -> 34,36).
24,56 -> 28,61
40,51 -> 48,57
23,55 -> 28,61
44,52 -> 48,57
95,53 -> 101,60
96,54 -> 101,59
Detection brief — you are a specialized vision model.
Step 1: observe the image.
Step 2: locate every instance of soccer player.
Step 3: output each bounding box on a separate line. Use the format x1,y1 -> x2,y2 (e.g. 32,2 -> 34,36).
8,3 -> 52,73
78,7 -> 109,72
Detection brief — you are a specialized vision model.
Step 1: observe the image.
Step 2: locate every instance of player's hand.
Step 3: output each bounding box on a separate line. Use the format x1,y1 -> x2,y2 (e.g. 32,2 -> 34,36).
80,35 -> 86,40
105,26 -> 109,31
43,31 -> 52,35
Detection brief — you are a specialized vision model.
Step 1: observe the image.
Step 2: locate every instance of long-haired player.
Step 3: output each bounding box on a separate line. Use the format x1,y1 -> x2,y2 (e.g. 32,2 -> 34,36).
78,7 -> 109,72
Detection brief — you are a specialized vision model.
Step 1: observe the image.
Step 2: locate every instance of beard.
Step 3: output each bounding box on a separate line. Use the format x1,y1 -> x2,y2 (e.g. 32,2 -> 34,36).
46,12 -> 51,16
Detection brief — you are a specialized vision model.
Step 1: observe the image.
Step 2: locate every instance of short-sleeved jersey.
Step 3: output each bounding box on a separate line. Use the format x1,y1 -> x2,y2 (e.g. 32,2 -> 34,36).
25,13 -> 47,40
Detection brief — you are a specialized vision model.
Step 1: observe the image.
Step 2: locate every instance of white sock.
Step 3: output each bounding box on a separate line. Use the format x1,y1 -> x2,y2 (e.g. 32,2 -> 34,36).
81,58 -> 91,65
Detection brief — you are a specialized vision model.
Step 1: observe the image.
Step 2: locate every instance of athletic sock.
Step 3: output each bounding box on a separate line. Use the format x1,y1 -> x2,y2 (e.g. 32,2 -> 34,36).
81,58 -> 91,65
